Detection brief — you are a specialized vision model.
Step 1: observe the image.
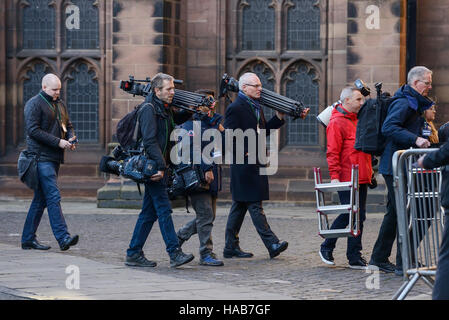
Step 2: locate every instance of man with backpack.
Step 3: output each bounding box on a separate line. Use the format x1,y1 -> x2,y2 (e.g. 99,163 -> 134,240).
319,86 -> 372,269
125,73 -> 195,268
175,89 -> 225,267
368,66 -> 434,274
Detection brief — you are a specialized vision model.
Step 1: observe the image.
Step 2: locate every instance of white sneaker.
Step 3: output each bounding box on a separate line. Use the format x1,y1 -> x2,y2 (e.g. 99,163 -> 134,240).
319,250 -> 335,265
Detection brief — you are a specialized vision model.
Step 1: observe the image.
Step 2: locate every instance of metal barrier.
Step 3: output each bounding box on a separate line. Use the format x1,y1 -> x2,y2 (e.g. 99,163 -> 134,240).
313,165 -> 360,238
392,149 -> 445,300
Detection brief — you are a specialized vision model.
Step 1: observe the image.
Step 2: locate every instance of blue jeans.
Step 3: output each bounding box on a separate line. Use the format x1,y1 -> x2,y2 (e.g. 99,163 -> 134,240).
22,161 -> 69,244
320,184 -> 368,263
126,180 -> 179,257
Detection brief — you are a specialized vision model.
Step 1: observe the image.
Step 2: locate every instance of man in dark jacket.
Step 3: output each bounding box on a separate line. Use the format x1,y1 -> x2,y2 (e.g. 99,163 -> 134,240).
369,66 -> 434,274
418,144 -> 449,299
223,72 -> 288,259
176,90 -> 224,266
22,73 -> 79,251
125,73 -> 195,268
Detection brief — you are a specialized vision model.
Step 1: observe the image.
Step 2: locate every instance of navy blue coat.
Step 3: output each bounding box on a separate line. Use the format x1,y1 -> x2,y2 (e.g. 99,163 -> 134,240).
177,113 -> 223,197
224,93 -> 285,202
379,85 -> 434,175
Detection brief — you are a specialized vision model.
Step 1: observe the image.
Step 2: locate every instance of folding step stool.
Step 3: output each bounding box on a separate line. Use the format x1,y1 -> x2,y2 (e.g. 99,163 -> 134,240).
313,165 -> 360,238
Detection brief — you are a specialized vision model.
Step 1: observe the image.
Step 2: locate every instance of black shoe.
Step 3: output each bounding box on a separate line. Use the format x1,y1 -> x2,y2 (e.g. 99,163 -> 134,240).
170,249 -> 194,268
349,256 -> 368,270
368,260 -> 396,273
223,247 -> 254,259
394,268 -> 404,276
21,239 -> 51,250
269,241 -> 288,259
125,253 -> 157,267
59,235 -> 79,251
319,250 -> 335,265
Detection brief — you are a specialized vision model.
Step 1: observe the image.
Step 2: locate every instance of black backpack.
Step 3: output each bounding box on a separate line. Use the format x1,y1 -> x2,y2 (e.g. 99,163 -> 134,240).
354,83 -> 395,156
116,102 -> 153,150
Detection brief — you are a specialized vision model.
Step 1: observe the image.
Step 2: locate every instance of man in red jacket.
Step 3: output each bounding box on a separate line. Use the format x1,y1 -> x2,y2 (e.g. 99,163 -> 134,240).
319,86 -> 372,269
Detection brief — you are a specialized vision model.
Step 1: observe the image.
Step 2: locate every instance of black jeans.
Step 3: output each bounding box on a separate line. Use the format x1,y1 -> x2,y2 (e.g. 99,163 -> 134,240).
225,201 -> 279,251
320,184 -> 368,263
433,214 -> 449,299
177,193 -> 216,258
370,174 -> 402,267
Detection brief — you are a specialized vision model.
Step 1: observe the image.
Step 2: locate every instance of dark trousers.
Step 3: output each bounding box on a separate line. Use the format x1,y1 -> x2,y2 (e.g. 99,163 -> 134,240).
320,184 -> 368,263
177,193 -> 216,258
225,201 -> 279,251
433,214 -> 449,300
126,179 -> 179,257
22,161 -> 69,244
370,174 -> 402,266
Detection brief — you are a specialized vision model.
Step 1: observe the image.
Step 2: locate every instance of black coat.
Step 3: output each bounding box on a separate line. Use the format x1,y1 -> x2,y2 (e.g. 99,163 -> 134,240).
138,93 -> 191,171
224,94 -> 285,202
24,91 -> 75,164
422,141 -> 449,209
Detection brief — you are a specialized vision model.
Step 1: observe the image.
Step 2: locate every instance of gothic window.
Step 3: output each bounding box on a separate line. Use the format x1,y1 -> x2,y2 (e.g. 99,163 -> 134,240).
283,62 -> 319,145
23,62 -> 52,138
241,0 -> 275,50
286,0 -> 320,50
66,63 -> 99,142
21,0 -> 56,49
240,61 -> 275,120
64,0 -> 100,49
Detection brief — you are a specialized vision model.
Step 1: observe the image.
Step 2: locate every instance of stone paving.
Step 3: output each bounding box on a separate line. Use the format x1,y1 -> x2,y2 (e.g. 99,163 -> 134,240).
0,198 -> 433,300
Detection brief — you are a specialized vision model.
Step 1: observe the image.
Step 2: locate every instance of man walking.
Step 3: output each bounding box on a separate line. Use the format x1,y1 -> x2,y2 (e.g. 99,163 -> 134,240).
369,66 -> 434,274
22,73 -> 79,251
318,87 -> 372,269
125,73 -> 195,268
223,72 -> 288,259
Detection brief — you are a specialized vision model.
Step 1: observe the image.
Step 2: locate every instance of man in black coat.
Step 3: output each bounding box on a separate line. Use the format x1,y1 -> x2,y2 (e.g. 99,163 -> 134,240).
125,73 -> 195,268
22,73 -> 79,251
223,72 -> 288,259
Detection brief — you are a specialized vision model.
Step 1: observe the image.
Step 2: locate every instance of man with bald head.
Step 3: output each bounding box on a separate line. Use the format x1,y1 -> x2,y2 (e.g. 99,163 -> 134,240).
223,72 -> 288,259
22,73 -> 79,251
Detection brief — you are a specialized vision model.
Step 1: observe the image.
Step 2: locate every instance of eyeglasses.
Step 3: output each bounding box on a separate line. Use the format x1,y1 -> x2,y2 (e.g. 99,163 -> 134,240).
418,80 -> 432,86
244,83 -> 262,89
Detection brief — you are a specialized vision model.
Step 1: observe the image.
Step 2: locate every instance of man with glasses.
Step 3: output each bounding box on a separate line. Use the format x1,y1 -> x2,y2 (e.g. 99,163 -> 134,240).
368,66 -> 435,275
222,72 -> 289,259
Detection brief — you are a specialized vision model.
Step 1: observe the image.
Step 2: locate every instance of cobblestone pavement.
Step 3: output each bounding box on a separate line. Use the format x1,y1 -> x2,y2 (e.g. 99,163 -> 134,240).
0,198 -> 432,300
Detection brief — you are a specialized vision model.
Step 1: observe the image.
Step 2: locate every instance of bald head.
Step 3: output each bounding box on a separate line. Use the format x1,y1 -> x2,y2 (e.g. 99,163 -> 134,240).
42,74 -> 61,101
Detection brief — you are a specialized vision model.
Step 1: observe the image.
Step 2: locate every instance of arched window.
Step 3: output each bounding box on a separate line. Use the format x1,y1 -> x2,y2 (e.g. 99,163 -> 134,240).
286,0 -> 320,50
241,0 -> 275,51
239,60 -> 275,120
66,63 -> 99,142
23,62 -> 52,139
21,0 -> 56,49
283,61 -> 319,145
64,0 -> 100,49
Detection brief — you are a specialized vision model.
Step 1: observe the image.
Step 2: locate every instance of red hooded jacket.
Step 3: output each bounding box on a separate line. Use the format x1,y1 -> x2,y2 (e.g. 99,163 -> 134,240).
326,104 -> 372,184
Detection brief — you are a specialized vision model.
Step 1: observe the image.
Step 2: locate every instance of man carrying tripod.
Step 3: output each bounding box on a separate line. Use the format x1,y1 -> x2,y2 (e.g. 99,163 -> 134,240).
125,73 -> 195,268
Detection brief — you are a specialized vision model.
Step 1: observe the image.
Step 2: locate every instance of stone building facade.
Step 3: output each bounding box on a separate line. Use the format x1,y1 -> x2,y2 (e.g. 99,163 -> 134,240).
0,0 -> 448,201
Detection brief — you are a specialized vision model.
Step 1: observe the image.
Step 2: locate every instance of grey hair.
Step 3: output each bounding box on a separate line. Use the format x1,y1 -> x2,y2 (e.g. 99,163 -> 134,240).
238,72 -> 258,91
407,66 -> 432,85
151,73 -> 174,92
340,86 -> 358,102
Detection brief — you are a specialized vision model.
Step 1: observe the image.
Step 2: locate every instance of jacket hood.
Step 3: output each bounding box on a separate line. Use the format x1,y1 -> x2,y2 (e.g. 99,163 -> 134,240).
330,104 -> 358,121
394,84 -> 434,113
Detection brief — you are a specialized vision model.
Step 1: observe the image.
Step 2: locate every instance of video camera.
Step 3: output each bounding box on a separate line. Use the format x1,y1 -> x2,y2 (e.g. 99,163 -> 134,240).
219,74 -> 310,120
119,75 -> 214,115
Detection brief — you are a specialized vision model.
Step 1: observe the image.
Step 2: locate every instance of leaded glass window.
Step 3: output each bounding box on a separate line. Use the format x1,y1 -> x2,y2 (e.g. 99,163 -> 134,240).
23,63 -> 51,137
241,0 -> 275,50
284,62 -> 319,145
66,63 -> 99,142
65,0 -> 100,49
22,0 -> 56,49
287,0 -> 320,50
